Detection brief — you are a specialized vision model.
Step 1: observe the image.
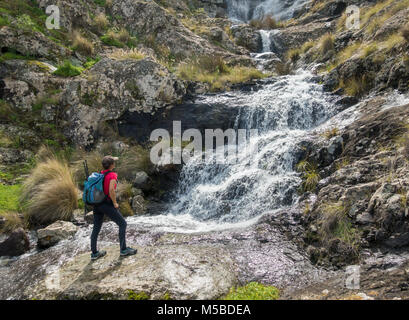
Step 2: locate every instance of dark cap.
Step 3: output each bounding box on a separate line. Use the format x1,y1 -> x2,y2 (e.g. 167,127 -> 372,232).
102,155 -> 119,170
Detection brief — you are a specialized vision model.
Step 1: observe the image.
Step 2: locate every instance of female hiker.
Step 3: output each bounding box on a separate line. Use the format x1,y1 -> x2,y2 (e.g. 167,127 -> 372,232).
90,155 -> 137,260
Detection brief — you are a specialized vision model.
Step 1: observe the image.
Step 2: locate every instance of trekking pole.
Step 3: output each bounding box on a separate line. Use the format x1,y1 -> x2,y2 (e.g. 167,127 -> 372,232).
83,160 -> 89,216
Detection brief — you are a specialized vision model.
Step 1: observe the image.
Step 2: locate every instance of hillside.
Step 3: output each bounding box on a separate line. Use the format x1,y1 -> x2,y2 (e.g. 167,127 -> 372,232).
0,0 -> 409,301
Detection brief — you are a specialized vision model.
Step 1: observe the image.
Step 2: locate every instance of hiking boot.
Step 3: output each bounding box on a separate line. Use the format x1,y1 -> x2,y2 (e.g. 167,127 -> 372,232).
120,247 -> 137,257
91,250 -> 107,261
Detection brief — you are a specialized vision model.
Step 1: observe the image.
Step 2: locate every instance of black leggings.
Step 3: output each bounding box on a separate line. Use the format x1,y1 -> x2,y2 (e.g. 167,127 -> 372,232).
91,200 -> 127,254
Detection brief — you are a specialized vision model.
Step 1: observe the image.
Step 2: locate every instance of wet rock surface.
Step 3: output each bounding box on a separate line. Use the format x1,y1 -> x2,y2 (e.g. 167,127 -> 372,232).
0,215 -> 336,300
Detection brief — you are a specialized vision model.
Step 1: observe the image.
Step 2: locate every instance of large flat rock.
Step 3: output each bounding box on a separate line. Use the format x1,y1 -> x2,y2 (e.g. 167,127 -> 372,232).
27,244 -> 238,300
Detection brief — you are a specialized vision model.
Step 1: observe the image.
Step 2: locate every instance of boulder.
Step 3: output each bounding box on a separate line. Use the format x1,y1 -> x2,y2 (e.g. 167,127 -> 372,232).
0,228 -> 29,257
37,221 -> 78,249
131,195 -> 147,215
27,245 -> 238,300
133,171 -> 151,191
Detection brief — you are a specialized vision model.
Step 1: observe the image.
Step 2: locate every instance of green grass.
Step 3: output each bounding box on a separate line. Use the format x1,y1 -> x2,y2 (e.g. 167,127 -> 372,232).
127,290 -> 149,300
177,56 -> 266,91
83,56 -> 101,69
296,160 -> 320,192
0,51 -> 29,63
0,184 -> 22,213
223,282 -> 279,300
0,15 -> 9,27
53,61 -> 84,77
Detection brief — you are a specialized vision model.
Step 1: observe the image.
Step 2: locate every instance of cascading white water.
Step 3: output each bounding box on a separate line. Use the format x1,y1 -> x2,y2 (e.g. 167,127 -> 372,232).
259,29 -> 273,52
127,71 -> 338,232
226,0 -> 311,22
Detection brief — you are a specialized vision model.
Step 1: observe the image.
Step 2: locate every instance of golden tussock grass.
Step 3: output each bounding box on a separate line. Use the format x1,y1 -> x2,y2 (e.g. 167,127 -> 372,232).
21,157 -> 78,226
72,30 -> 94,56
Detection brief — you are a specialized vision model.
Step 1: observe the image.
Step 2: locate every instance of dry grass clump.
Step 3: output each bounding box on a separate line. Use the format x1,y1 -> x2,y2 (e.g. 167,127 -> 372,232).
249,14 -> 280,30
402,24 -> 409,43
93,13 -> 109,32
0,211 -> 24,234
109,48 -> 145,61
318,202 -> 360,251
320,33 -> 334,55
72,30 -> 94,56
21,157 -> 78,226
339,73 -> 374,97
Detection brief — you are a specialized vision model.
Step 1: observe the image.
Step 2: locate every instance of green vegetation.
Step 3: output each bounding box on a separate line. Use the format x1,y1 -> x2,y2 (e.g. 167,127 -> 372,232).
0,0 -> 68,45
101,28 -> 137,48
83,56 -> 101,69
296,160 -> 320,192
0,51 -> 29,63
53,61 -> 84,77
223,282 -> 279,300
127,290 -> 149,300
0,184 -> 22,213
319,202 -> 360,251
177,55 -> 266,91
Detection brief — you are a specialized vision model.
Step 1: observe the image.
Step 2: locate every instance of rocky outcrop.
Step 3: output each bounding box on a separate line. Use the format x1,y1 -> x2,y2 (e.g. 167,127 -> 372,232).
27,245 -> 238,300
37,221 -> 79,249
0,228 -> 30,257
297,98 -> 409,266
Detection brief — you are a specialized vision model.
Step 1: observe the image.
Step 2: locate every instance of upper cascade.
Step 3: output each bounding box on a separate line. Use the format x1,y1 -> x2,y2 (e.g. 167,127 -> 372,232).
226,0 -> 310,23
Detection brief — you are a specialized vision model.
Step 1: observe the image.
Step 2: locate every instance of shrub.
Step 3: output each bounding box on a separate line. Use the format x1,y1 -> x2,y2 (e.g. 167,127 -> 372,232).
286,48 -> 301,63
101,30 -> 125,47
318,202 -> 360,250
223,282 -> 279,300
53,61 -> 84,77
320,33 -> 334,55
296,160 -> 320,192
339,74 -> 374,97
93,13 -> 109,32
109,48 -> 145,61
402,24 -> 409,42
72,31 -> 94,56
21,157 -> 78,226
117,28 -> 130,43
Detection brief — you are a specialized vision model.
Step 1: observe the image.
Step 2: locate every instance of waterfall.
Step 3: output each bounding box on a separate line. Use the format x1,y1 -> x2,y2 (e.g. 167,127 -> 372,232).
226,0 -> 311,22
125,71 -> 338,232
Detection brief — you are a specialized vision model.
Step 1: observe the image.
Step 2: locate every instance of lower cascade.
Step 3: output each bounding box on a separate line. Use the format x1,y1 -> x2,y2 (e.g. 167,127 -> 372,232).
127,71 -> 339,232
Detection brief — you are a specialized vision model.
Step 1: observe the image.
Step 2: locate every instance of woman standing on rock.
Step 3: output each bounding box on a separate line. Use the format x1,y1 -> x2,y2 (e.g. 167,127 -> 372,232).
90,155 -> 137,260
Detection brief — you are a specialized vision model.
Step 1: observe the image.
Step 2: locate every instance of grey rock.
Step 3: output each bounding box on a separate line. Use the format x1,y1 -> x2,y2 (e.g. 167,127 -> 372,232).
0,228 -> 29,257
27,245 -> 238,300
37,221 -> 79,249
